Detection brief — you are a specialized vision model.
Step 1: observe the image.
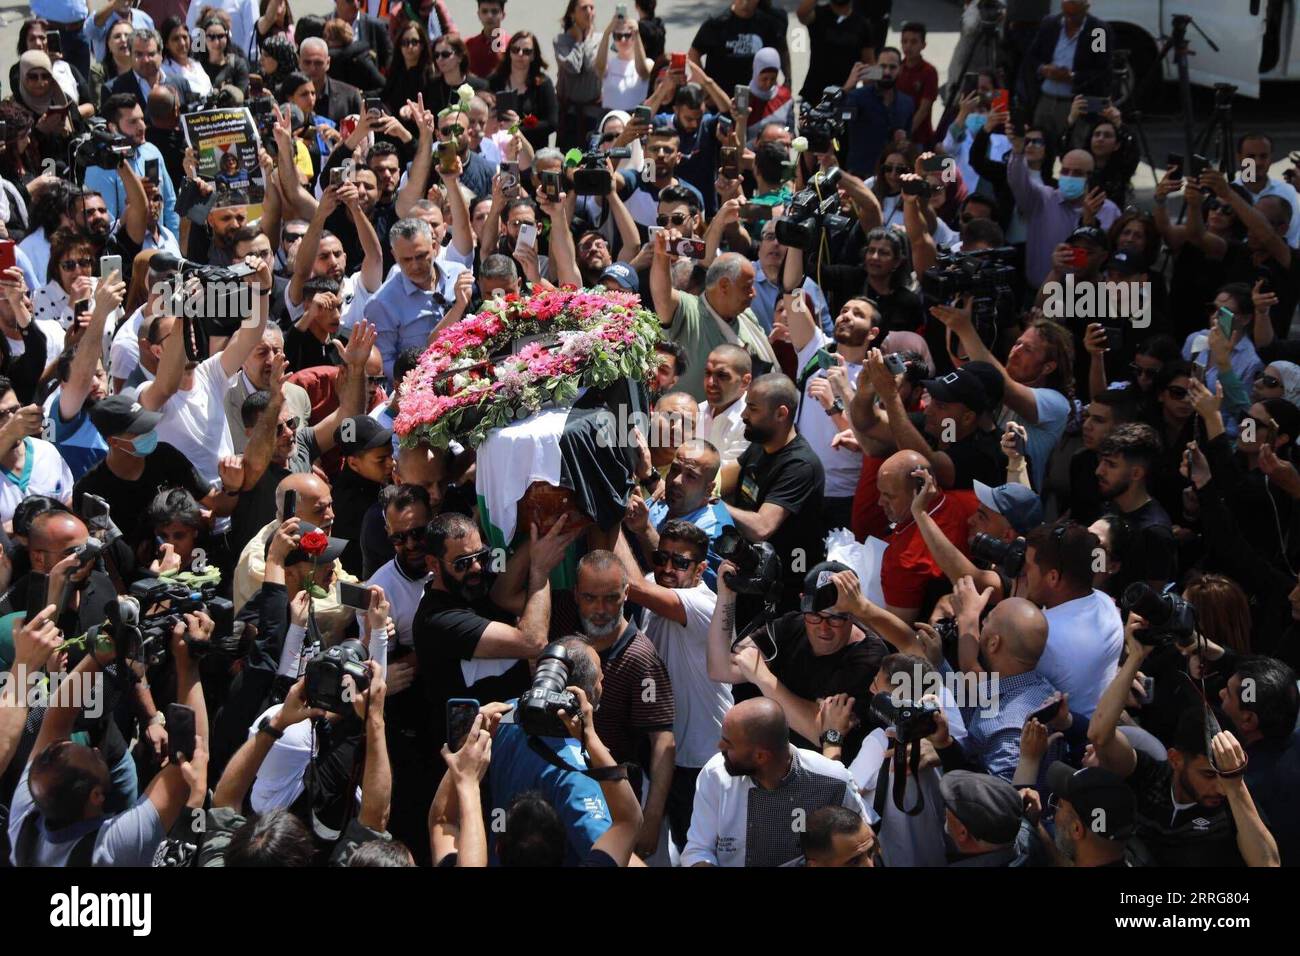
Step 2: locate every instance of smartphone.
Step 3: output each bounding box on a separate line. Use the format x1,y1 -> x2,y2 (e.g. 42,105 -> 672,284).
912,469 -> 929,493
717,114 -> 734,140
1190,153 -> 1209,178
337,580 -> 371,610
495,90 -> 518,118
1140,675 -> 1155,704
615,3 -> 628,18
500,160 -> 520,198
814,348 -> 838,372
632,104 -> 652,126
863,65 -> 884,83
884,352 -> 907,375
901,178 -> 931,197
1013,430 -> 1027,458
47,31 -> 62,55
921,154 -> 947,174
516,221 -> 537,250
1216,305 -> 1235,338
1068,246 -> 1089,269
329,165 -> 348,188
144,158 -> 160,183
447,698 -> 480,751
961,72 -> 979,95
1166,153 -> 1184,181
74,299 -> 91,319
437,140 -> 459,173
249,74 -> 264,98
642,158 -> 656,181
1103,325 -> 1124,353
739,202 -> 767,224
365,96 -> 383,118
100,254 -> 122,279
670,52 -> 686,72
26,572 -> 49,625
282,489 -> 298,522
990,88 -> 1009,113
1027,697 -> 1063,727
720,146 -> 739,179
732,85 -> 750,112
540,170 -> 561,203
166,703 -> 197,764
671,237 -> 707,258
0,239 -> 14,273
1083,96 -> 1108,114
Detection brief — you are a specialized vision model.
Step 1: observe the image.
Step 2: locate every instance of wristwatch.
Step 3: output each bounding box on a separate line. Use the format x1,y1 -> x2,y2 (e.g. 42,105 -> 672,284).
827,398 -> 845,416
256,715 -> 284,740
640,470 -> 662,492
148,711 -> 166,728
820,729 -> 843,747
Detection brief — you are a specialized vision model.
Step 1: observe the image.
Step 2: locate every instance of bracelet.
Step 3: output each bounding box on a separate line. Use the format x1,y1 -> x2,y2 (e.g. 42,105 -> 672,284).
149,711 -> 166,728
257,715 -> 284,740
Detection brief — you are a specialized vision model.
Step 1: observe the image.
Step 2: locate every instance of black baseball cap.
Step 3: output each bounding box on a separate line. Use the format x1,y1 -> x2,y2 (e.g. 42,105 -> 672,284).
89,394 -> 163,438
962,360 -> 1005,408
336,416 -> 393,455
920,367 -> 991,413
1046,762 -> 1136,841
1067,225 -> 1110,250
1106,250 -> 1148,276
280,520 -> 349,565
940,770 -> 1024,845
800,560 -> 852,612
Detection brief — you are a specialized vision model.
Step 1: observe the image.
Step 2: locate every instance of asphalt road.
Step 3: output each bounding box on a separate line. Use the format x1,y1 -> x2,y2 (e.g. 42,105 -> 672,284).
0,0 -> 1295,196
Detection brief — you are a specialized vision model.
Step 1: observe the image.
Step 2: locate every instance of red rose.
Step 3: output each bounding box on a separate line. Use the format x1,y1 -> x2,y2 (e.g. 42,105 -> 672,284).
523,114 -> 539,129
300,530 -> 329,557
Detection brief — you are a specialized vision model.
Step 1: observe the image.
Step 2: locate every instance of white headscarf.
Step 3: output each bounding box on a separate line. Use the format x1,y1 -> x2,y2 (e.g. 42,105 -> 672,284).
1266,361 -> 1300,407
597,108 -> 643,176
748,47 -> 782,102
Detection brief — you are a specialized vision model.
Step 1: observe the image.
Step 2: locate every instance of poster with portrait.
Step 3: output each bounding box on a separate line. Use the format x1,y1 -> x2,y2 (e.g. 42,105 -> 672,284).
181,106 -> 266,218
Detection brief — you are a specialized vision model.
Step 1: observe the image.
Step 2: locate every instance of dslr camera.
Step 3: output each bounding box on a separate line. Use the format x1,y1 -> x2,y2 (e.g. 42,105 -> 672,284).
799,86 -> 852,154
1122,583 -> 1198,648
71,119 -> 134,171
920,246 -> 1018,346
869,691 -> 940,743
109,576 -> 235,666
775,166 -> 852,251
714,526 -> 782,597
571,147 -> 633,195
517,642 -> 581,737
969,532 -> 1027,578
304,638 -> 371,713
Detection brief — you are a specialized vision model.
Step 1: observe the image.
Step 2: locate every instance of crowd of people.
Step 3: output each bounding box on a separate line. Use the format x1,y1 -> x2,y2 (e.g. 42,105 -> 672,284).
0,0 -> 1296,870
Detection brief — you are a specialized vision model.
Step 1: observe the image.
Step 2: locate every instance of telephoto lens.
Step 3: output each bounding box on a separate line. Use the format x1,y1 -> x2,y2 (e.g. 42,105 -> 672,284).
517,643 -> 580,737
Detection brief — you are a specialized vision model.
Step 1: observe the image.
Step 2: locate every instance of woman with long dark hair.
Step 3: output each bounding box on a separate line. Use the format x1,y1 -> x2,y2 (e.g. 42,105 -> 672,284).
197,12 -> 251,98
160,16 -> 213,99
91,19 -> 136,105
426,33 -> 487,114
384,20 -> 437,117
488,30 -> 557,150
1058,99 -> 1139,207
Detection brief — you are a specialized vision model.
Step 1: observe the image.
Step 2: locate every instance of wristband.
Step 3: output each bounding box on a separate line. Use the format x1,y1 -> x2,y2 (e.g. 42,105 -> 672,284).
257,715 -> 284,740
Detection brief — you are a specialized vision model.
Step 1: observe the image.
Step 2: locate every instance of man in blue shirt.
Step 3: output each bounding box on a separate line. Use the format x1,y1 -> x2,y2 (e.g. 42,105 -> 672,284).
486,638 -> 613,865
842,47 -> 914,178
364,218 -> 467,381
34,0 -> 92,77
83,0 -> 155,63
84,94 -> 179,237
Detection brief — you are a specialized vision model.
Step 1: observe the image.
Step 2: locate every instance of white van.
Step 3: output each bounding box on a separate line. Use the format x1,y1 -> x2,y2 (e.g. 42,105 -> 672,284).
1090,0 -> 1287,98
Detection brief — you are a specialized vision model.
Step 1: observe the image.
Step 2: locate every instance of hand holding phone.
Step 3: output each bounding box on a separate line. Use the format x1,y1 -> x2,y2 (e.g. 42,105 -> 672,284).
167,703 -> 197,764
516,222 -> 538,250
447,698 -> 481,752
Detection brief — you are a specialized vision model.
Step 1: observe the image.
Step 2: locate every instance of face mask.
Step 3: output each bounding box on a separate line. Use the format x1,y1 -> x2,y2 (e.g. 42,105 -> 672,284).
130,429 -> 159,456
1058,174 -> 1087,200
966,113 -> 987,134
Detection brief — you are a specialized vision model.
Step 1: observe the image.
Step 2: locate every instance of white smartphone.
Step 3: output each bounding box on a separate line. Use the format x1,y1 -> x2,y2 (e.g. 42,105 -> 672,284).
643,159 -> 656,181
100,254 -> 122,278
516,222 -> 537,250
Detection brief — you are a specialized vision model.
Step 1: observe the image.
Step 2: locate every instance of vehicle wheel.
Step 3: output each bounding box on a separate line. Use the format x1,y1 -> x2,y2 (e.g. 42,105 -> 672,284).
1113,25 -> 1161,113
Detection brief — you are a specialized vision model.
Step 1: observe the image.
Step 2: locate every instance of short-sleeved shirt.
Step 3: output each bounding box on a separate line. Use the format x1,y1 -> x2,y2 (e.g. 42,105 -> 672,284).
1106,497 -> 1177,589
730,434 -> 826,592
896,58 -> 940,145
1126,750 -> 1244,867
136,354 -> 235,485
668,292 -> 774,401
997,387 -> 1070,491
690,9 -> 788,93
593,621 -> 676,770
43,388 -> 108,481
73,441 -> 210,549
937,425 -> 1008,490
881,490 -> 980,611
0,437 -> 74,526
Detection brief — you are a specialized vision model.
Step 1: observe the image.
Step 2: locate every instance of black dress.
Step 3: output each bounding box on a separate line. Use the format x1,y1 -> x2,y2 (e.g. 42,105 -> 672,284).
488,74 -> 559,150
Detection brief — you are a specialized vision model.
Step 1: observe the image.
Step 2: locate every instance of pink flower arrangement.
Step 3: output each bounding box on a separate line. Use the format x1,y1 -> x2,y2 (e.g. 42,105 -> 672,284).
394,286 -> 661,449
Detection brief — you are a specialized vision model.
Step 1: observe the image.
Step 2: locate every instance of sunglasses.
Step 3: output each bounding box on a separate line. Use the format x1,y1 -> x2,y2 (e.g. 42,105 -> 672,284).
803,611 -> 850,624
882,163 -> 909,174
656,212 -> 689,226
400,38 -> 422,48
277,416 -> 301,432
1245,415 -> 1278,433
613,32 -> 635,40
389,526 -> 427,547
450,547 -> 490,573
1260,374 -> 1282,389
434,49 -> 456,59
439,125 -> 464,136
651,550 -> 695,570
1023,136 -> 1045,146
283,231 -> 306,243
1165,385 -> 1190,400
59,258 -> 93,271
206,32 -> 228,41
511,47 -> 535,55
1128,363 -> 1157,378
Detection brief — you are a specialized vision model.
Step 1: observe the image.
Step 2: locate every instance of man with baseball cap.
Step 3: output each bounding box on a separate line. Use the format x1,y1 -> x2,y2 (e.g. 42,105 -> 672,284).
940,769 -> 1033,867
331,416 -> 395,577
599,262 -> 639,295
1045,761 -> 1135,866
712,559 -> 888,762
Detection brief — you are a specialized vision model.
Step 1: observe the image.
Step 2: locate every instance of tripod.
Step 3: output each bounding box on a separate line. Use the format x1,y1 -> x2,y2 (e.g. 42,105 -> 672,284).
1131,14 -> 1220,166
1195,83 -> 1237,174
937,21 -> 1003,134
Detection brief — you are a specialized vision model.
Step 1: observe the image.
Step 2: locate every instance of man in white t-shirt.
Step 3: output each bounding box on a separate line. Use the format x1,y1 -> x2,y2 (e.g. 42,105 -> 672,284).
617,517 -> 728,855
697,344 -> 751,497
1021,521 -> 1123,717
787,290 -> 881,532
136,259 -> 273,484
682,697 -> 867,867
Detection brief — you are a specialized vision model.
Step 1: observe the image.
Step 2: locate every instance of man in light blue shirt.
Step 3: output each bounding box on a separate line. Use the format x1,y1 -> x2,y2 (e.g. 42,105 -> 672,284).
1235,132 -> 1300,248
749,217 -> 832,335
83,0 -> 155,63
33,0 -> 91,76
364,218 -> 466,381
84,94 -> 178,235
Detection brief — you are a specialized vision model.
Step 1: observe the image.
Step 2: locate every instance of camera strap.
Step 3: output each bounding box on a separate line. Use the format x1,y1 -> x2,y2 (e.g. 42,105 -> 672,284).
525,735 -> 633,782
891,739 -> 926,816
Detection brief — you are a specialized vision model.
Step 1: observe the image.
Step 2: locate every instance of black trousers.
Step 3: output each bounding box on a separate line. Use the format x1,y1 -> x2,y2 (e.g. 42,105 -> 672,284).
665,765 -> 702,852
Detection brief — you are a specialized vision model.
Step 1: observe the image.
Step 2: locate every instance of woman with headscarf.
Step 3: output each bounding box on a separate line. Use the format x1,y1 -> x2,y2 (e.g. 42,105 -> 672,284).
12,19 -> 93,114
744,47 -> 791,144
14,52 -> 80,165
1253,361 -> 1300,409
258,32 -> 298,98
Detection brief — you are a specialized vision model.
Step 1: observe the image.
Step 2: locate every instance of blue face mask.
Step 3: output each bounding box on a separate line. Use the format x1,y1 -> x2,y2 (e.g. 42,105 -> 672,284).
1059,174 -> 1087,200
130,429 -> 159,456
966,113 -> 987,134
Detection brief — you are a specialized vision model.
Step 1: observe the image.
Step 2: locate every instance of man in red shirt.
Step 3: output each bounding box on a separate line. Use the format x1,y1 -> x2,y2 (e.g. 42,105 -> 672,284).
897,21 -> 940,147
465,0 -> 510,78
876,450 -> 979,623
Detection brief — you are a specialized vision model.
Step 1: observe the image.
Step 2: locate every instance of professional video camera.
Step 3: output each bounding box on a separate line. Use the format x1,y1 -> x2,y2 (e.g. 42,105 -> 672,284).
920,245 -> 1018,345
188,88 -> 239,111
70,118 -> 133,171
774,166 -> 853,251
799,86 -> 852,155
969,532 -> 1027,578
104,574 -> 235,667
151,252 -> 261,345
517,642 -> 581,737
714,526 -> 782,598
570,147 -> 633,195
869,691 -> 940,743
1122,583 -> 1198,648
304,638 -> 371,713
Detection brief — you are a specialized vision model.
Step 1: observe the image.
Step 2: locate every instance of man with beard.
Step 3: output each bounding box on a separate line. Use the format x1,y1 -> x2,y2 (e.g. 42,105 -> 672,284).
1042,762 -> 1135,866
697,345 -> 751,496
789,295 -> 879,530
1088,617 -> 1281,866
843,47 -> 914,178
223,324 -> 311,455
709,560 -> 887,761
573,550 -> 676,861
1095,423 -> 1176,593
414,511 -> 578,776
682,697 -> 865,867
1064,388 -> 1139,523
85,95 -> 178,237
188,204 -> 249,268
726,373 -> 825,612
285,277 -> 346,371
649,342 -> 688,406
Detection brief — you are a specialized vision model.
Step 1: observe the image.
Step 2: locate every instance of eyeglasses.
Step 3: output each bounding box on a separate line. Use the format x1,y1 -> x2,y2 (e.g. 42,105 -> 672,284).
434,49 -> 457,59
1245,415 -> 1278,433
651,549 -> 695,570
389,526 -> 427,547
1259,374 -> 1282,389
439,125 -> 464,137
450,547 -> 490,573
59,258 -> 94,271
206,32 -> 228,41
656,212 -> 688,226
1129,363 -> 1157,378
1023,136 -> 1045,146
400,38 -> 422,48
1165,385 -> 1190,400
803,611 -> 850,624
882,163 -> 909,174
283,231 -> 306,243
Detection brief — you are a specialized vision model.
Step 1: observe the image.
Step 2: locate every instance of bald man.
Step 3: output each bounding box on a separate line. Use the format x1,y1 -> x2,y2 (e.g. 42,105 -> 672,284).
941,585 -> 1065,784
232,473 -> 359,641
682,698 -> 867,867
876,450 -> 980,624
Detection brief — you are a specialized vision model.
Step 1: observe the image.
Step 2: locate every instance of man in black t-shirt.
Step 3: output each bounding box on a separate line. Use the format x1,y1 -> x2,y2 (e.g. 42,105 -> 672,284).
1096,423 -> 1176,592
689,0 -> 790,94
726,373 -> 826,612
797,0 -> 876,102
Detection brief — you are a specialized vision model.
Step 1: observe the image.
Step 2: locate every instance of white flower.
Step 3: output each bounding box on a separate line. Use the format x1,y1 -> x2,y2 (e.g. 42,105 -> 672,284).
791,136 -> 809,154
456,83 -> 475,108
